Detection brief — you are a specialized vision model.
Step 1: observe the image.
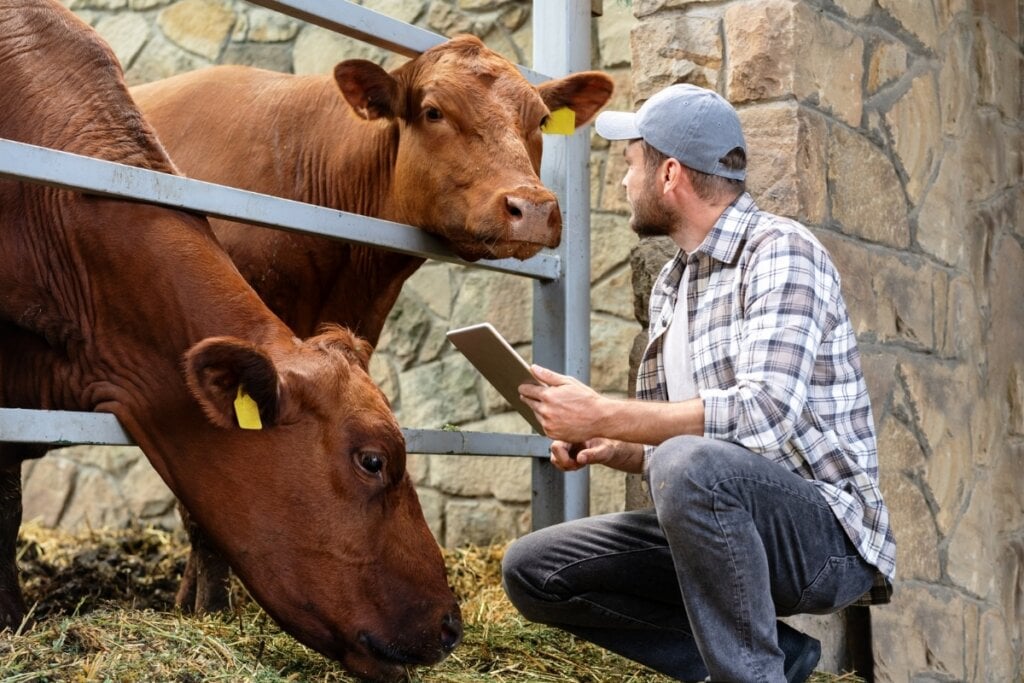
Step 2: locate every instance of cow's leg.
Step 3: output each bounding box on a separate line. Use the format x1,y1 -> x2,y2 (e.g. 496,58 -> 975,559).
175,500 -> 231,614
0,458 -> 25,629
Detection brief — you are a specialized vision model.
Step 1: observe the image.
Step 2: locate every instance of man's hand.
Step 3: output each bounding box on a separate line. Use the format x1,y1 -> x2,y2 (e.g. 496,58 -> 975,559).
518,365 -> 605,444
549,438 -> 644,473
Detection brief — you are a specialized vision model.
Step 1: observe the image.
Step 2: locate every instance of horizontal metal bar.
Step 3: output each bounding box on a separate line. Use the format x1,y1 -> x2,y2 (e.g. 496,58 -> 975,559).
0,139 -> 560,281
244,0 -> 549,84
0,409 -> 550,457
248,0 -> 444,58
0,409 -> 133,446
403,428 -> 550,457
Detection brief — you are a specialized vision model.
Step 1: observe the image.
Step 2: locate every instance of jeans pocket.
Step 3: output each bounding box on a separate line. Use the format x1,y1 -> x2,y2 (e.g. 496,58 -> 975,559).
790,555 -> 873,615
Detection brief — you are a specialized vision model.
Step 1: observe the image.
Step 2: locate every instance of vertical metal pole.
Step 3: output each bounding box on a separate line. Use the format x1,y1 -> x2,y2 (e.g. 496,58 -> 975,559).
531,0 -> 592,527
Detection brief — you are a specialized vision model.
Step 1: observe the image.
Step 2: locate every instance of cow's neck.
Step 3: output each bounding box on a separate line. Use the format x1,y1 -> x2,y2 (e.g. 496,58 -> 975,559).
269,79 -> 427,344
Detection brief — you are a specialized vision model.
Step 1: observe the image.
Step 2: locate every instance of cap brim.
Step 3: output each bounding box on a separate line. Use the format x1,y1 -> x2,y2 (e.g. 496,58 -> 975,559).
594,111 -> 641,141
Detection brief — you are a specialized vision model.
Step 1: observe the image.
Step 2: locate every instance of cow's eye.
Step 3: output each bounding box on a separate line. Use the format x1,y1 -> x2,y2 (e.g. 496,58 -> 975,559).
539,115 -> 550,130
425,107 -> 444,122
356,450 -> 385,475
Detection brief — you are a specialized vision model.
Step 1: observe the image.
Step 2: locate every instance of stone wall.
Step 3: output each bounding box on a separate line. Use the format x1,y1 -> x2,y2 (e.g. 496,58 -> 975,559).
624,0 -> 1024,679
27,1 -> 639,547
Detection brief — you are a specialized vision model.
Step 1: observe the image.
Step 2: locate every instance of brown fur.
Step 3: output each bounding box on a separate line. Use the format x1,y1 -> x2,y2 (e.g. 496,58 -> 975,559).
0,2 -> 459,679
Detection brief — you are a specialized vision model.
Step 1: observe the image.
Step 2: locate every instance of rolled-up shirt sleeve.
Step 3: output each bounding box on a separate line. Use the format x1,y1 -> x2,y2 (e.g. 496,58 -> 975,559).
700,232 -> 837,454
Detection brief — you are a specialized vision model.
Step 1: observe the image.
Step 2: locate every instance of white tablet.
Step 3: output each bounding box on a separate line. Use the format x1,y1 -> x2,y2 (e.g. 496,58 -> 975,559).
445,322 -> 545,434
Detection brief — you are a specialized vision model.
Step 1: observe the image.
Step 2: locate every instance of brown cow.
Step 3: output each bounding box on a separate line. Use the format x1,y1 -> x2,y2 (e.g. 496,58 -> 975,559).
131,36 -> 615,613
0,2 -> 458,680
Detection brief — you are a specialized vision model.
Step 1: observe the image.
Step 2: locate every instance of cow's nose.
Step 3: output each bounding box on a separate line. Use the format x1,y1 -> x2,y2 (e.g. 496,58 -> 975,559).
440,610 -> 463,652
506,194 -> 559,238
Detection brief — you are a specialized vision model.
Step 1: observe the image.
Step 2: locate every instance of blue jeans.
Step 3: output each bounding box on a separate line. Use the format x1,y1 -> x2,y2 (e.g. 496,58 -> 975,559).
502,436 -> 877,682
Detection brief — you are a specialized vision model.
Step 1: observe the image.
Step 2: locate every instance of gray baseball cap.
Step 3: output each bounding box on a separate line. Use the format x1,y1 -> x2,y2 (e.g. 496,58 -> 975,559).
595,84 -> 746,181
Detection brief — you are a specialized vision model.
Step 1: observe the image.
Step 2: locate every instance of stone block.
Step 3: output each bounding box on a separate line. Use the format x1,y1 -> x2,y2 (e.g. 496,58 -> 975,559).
591,265 -> 634,320
70,0 -> 126,8
600,140 -> 631,213
157,0 -> 235,61
368,351 -> 399,405
740,102 -> 828,225
898,357 -> 977,534
397,356 -> 482,428
818,234 -> 944,351
942,276 -> 983,360
960,109 -> 1006,202
885,72 -> 941,205
859,351 -> 898,422
220,43 -> 292,72
590,466 -> 627,515
405,263 -> 453,319
95,12 -> 149,68
449,271 -> 532,345
293,25 -> 386,75
827,124 -> 910,248
726,1 -> 864,127
428,454 -> 530,502
365,0 -> 424,26
378,291 -> 433,370
833,0 -> 873,19
235,8 -> 300,43
125,31 -> 209,86
872,584 -> 970,682
975,17 -> 1022,121
597,0 -> 633,69
591,212 -> 634,282
122,458 -> 174,521
987,231 -> 1024,384
444,498 -> 523,547
917,146 -> 971,267
629,235 -> 676,326
976,608 -> 1017,682
406,452 -> 429,486
878,0 -> 940,51
1010,363 -> 1024,436
61,468 -> 128,530
22,457 -> 77,528
632,0 -> 717,19
630,13 -> 721,101
938,22 -> 973,137
590,313 -> 640,393
947,473 -> 1001,597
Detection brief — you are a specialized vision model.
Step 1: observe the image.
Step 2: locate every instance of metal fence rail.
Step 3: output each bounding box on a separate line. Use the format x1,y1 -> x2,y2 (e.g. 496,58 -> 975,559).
0,0 -> 594,526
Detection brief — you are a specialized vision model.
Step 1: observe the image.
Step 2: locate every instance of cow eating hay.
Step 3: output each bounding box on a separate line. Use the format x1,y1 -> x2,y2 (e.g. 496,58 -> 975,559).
0,2 -> 460,680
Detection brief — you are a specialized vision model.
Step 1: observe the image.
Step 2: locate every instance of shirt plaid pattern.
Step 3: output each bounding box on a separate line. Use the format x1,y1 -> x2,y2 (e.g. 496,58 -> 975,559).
637,193 -> 895,602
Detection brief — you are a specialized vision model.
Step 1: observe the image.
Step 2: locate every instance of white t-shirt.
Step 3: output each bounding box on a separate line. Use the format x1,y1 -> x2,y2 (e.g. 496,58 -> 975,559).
662,269 -> 697,401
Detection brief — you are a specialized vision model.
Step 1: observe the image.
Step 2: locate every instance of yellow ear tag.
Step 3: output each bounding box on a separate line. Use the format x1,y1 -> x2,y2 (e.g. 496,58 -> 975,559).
234,386 -> 263,430
542,107 -> 576,135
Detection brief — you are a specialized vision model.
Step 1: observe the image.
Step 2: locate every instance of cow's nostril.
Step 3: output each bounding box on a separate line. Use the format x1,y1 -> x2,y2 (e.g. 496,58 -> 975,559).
440,612 -> 463,652
506,196 -> 525,220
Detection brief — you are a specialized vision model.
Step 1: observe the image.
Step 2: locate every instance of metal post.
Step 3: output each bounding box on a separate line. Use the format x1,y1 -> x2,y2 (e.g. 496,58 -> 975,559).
531,0 -> 593,527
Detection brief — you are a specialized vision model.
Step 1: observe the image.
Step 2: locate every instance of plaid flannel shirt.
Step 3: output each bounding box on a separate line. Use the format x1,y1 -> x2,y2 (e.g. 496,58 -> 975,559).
637,193 -> 895,603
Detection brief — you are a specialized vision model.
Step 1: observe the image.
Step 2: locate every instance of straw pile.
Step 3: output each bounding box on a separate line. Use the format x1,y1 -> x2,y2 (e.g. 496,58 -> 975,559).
1,523 -> 862,682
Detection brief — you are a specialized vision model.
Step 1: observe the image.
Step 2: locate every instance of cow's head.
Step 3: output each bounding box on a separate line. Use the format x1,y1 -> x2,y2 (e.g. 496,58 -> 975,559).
179,325 -> 459,681
334,35 -> 614,261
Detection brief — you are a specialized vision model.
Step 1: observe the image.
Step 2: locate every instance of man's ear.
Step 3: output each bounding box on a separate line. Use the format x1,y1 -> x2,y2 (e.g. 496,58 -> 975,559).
333,59 -> 402,120
538,71 -> 615,128
184,337 -> 280,429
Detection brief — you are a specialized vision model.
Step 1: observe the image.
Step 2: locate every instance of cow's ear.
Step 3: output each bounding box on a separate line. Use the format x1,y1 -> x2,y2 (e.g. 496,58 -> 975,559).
538,72 -> 615,128
334,60 -> 400,120
185,337 -> 280,430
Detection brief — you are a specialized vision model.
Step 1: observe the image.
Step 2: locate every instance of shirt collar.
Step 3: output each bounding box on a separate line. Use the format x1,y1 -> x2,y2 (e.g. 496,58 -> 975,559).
691,192 -> 758,265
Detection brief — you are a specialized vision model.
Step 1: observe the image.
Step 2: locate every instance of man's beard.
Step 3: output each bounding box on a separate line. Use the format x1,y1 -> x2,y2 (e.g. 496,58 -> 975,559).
629,179 -> 679,237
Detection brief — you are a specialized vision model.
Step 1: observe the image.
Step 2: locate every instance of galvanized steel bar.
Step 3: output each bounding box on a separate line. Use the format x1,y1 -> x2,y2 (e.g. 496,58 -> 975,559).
531,0 -> 594,527
0,409 -> 550,457
0,139 -> 559,281
246,0 -> 444,57
244,0 -> 549,84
